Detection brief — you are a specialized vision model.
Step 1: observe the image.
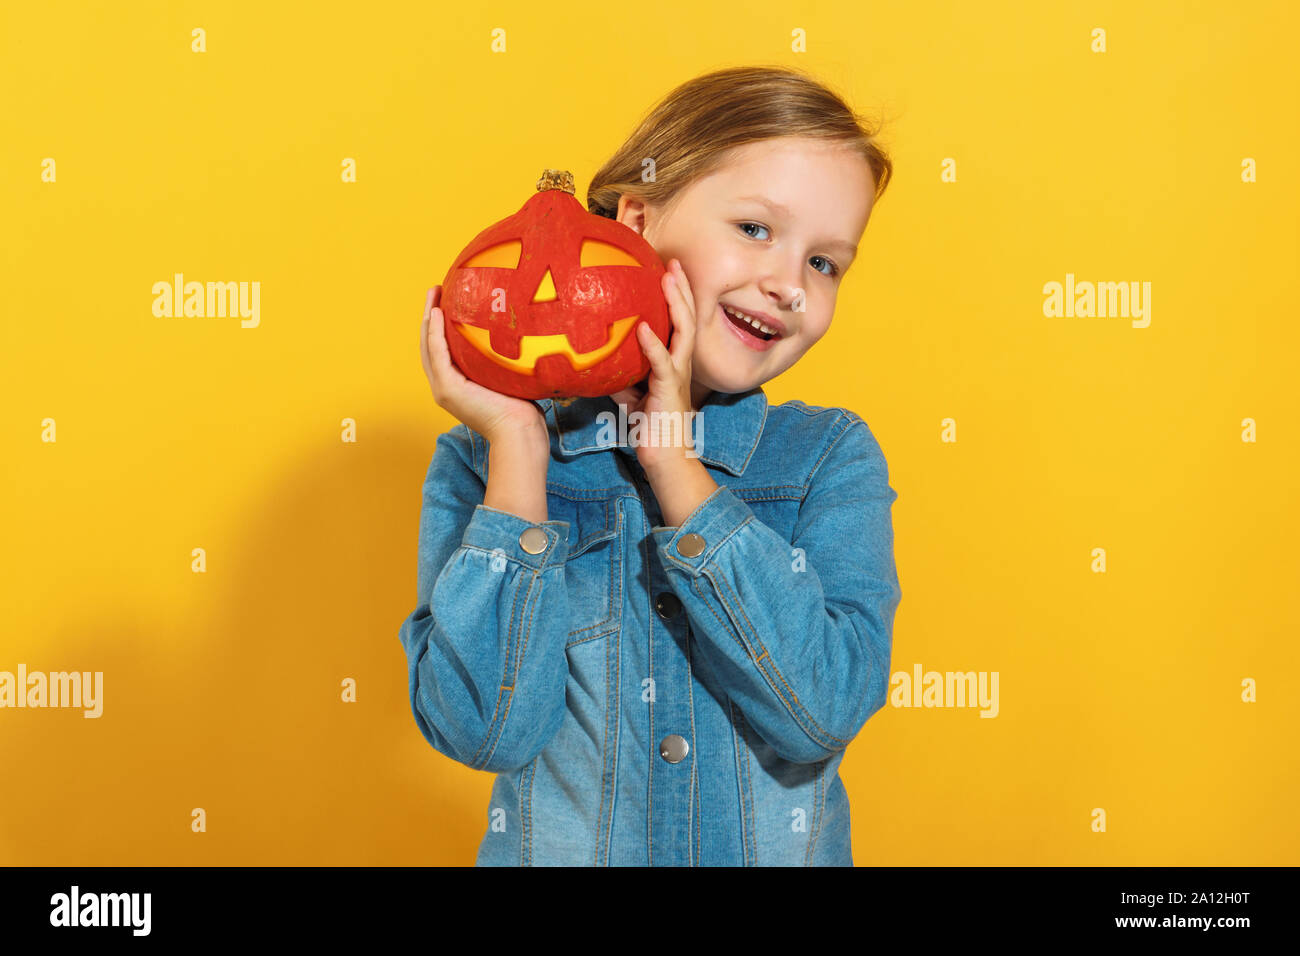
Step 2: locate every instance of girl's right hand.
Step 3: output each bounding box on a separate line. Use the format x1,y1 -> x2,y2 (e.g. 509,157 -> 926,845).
421,286 -> 549,447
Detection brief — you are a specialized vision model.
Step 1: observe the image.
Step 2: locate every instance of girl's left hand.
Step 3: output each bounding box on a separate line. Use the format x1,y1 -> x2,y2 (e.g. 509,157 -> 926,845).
617,258 -> 697,473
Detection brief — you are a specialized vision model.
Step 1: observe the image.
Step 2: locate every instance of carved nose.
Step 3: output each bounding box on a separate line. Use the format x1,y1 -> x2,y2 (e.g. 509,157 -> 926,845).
532,268 -> 558,303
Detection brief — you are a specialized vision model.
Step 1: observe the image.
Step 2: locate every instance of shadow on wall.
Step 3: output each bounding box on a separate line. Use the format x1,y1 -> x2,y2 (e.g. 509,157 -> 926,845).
0,413 -> 488,865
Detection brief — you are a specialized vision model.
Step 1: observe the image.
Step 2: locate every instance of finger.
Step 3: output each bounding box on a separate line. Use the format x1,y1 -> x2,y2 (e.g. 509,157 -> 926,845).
426,305 -> 460,384
663,272 -> 696,368
665,267 -> 694,326
637,317 -> 671,357
669,259 -> 693,303
637,321 -> 675,380
420,289 -> 435,379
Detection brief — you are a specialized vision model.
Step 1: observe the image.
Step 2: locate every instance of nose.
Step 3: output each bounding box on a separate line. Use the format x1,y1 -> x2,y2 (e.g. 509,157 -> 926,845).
758,263 -> 801,318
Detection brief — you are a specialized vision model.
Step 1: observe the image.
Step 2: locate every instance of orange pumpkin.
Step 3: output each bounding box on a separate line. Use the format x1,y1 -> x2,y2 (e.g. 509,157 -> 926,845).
439,169 -> 670,400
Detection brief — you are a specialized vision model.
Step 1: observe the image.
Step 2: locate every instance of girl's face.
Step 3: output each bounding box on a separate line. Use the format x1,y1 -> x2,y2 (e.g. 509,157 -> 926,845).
616,135 -> 877,404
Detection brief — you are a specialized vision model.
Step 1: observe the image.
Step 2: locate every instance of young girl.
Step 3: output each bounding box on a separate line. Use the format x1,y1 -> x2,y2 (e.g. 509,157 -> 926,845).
400,65 -> 900,866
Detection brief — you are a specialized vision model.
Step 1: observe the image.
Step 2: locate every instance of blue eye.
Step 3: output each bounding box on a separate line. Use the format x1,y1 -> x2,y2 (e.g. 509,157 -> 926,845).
738,222 -> 839,278
811,255 -> 839,278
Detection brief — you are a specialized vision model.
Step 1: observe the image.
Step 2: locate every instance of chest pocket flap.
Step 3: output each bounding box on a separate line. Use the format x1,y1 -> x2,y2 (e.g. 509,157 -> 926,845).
547,492 -> 621,642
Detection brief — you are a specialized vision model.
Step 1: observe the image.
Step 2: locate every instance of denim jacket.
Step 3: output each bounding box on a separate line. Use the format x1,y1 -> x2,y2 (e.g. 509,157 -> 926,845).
397,386 -> 901,865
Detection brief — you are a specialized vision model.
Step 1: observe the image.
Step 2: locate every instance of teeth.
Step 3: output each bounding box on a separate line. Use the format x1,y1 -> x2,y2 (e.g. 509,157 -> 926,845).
722,304 -> 779,337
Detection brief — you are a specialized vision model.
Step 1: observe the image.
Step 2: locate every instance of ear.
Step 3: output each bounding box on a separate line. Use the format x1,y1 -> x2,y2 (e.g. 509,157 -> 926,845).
616,195 -> 650,236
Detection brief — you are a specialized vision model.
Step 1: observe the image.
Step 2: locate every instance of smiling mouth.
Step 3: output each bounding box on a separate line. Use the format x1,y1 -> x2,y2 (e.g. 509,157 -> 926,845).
721,304 -> 779,341
454,316 -> 640,372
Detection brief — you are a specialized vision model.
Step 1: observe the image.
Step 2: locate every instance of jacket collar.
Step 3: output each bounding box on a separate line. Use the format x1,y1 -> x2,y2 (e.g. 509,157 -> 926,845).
542,387 -> 768,477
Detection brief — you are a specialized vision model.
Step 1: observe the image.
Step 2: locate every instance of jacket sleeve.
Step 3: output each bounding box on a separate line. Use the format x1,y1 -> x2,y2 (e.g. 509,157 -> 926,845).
650,414 -> 901,764
397,424 -> 574,773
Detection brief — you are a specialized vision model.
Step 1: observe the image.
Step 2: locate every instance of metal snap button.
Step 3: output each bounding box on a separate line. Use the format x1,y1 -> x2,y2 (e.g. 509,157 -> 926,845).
659,734 -> 689,763
655,591 -> 682,620
518,527 -> 549,555
676,533 -> 706,558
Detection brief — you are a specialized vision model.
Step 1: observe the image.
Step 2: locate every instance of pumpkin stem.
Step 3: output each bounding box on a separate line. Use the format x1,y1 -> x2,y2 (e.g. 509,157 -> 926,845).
536,169 -> 576,195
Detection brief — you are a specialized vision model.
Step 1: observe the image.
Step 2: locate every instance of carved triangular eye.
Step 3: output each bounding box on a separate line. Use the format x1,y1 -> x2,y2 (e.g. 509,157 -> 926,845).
462,240 -> 521,269
580,239 -> 640,267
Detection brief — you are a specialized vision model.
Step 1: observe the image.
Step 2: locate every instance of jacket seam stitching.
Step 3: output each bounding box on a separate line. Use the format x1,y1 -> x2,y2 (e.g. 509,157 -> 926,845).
565,622 -> 619,647
472,570 -> 537,769
562,507 -> 622,639
594,514 -> 621,867
806,759 -> 826,865
801,412 -> 859,500
685,628 -> 700,866
465,571 -> 523,768
595,623 -> 609,866
732,701 -> 756,865
600,576 -> 623,865
457,542 -> 545,573
522,755 -> 538,865
728,700 -> 744,865
466,427 -> 479,475
644,505 -> 655,867
704,567 -> 848,750
546,480 -> 628,499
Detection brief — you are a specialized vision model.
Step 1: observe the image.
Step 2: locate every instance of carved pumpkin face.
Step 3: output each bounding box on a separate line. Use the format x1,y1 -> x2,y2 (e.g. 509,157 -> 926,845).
439,169 -> 670,400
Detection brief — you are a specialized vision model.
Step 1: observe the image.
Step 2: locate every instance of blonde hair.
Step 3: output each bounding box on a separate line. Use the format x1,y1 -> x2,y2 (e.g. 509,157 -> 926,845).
587,65 -> 893,221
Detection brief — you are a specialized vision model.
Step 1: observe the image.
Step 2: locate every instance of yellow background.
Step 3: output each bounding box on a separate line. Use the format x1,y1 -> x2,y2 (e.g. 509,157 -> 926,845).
2,0 -> 1296,865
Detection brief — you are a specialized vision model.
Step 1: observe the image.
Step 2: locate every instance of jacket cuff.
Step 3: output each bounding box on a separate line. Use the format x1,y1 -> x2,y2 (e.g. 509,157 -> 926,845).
460,504 -> 571,571
651,485 -> 754,576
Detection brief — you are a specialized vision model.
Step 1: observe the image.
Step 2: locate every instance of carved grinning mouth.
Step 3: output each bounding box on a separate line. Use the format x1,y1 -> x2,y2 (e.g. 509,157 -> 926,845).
454,316 -> 640,372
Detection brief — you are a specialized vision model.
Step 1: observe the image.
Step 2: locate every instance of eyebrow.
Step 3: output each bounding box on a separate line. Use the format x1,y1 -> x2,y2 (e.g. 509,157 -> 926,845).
734,194 -> 859,258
